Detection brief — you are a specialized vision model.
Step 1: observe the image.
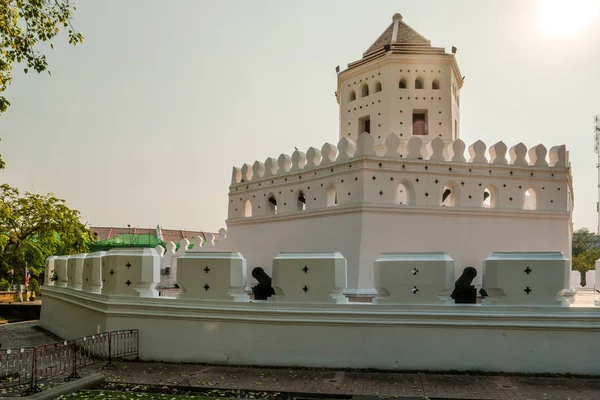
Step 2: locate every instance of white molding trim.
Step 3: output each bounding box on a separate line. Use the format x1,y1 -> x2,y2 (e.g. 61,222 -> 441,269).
228,203 -> 570,226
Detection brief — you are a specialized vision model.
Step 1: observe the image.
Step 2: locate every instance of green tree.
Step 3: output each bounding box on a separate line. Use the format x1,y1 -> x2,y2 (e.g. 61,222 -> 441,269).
0,183 -> 93,283
572,228 -> 597,257
1,0 -> 83,114
571,228 -> 600,286
0,1 -> 86,282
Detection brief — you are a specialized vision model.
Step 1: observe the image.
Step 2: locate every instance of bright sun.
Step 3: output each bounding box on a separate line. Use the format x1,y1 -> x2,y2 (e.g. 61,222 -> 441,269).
537,0 -> 599,36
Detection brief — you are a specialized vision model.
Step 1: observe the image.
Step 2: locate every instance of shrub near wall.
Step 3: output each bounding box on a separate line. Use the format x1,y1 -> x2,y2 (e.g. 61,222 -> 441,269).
0,279 -> 11,291
29,278 -> 40,296
0,279 -> 16,303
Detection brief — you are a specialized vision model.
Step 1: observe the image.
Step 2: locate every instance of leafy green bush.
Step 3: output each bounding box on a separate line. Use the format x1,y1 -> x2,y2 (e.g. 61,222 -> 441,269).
29,278 -> 40,296
0,278 -> 11,292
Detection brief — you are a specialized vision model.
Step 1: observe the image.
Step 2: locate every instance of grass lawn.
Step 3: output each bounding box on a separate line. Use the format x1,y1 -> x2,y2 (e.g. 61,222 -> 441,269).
57,392 -> 218,399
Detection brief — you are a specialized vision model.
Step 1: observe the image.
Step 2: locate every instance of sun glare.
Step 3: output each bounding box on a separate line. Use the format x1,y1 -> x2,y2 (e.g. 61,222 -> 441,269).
538,0 -> 599,36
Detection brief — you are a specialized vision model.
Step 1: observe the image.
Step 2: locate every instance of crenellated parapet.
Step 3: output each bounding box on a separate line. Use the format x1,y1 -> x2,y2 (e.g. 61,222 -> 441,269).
228,133 -> 572,220
44,249 -> 571,307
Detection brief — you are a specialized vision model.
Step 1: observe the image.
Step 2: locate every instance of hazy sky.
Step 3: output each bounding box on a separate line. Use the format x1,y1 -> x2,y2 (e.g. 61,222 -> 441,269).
1,0 -> 599,233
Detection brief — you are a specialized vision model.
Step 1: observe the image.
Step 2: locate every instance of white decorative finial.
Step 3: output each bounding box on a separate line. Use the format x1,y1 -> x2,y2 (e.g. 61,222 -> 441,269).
391,13 -> 402,44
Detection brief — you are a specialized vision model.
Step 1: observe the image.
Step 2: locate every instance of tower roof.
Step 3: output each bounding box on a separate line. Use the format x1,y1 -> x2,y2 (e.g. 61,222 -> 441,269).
364,13 -> 431,55
347,13 -> 448,70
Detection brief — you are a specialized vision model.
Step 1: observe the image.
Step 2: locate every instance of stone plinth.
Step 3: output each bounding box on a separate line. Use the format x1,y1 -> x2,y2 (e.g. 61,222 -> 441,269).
67,253 -> 86,290
587,270 -> 596,289
102,248 -> 160,298
373,252 -> 455,305
271,252 -> 347,304
82,251 -> 105,293
177,252 -> 249,301
55,256 -> 69,288
44,256 -> 58,287
483,252 -> 569,306
594,264 -> 600,305
570,270 -> 582,288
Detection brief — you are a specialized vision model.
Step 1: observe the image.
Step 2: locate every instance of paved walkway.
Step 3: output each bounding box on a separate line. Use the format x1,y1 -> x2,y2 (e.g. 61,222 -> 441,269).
570,288 -> 598,307
99,361 -> 600,400
0,321 -> 59,349
2,322 -> 600,399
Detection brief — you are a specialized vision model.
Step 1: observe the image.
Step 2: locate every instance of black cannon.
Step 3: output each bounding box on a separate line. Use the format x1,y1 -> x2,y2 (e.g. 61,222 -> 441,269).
451,266 -> 478,304
251,267 -> 275,300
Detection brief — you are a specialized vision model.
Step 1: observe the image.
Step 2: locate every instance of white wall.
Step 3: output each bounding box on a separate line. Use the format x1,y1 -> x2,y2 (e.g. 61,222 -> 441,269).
226,212 -> 363,291
39,294 -> 107,338
40,286 -> 600,375
227,206 -> 570,291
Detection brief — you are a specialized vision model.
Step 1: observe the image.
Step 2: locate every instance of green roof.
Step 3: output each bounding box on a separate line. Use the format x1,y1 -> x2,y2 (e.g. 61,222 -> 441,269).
87,233 -> 166,252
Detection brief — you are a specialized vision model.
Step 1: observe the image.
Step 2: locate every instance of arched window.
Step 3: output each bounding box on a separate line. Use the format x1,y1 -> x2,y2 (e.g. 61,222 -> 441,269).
297,190 -> 306,211
374,82 -> 382,92
361,84 -> 369,97
327,185 -> 338,206
348,90 -> 356,102
441,183 -> 458,207
432,79 -> 440,90
415,77 -> 424,89
399,78 -> 407,89
244,199 -> 252,217
267,195 -> 278,214
524,188 -> 537,210
396,181 -> 414,205
483,185 -> 498,208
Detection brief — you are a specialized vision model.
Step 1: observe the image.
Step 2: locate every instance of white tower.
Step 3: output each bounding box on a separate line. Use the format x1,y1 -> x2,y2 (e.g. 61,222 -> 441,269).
337,13 -> 463,147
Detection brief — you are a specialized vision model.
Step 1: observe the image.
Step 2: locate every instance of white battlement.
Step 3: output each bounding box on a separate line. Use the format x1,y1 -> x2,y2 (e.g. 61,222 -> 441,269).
42,250 -> 573,306
228,134 -> 572,220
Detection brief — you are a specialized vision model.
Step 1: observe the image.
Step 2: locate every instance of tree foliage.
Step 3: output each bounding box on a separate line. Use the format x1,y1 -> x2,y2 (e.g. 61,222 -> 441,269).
573,228 -> 595,256
0,0 -> 83,113
0,183 -> 93,282
571,228 -> 600,286
0,1 -> 88,283
0,139 -> 4,170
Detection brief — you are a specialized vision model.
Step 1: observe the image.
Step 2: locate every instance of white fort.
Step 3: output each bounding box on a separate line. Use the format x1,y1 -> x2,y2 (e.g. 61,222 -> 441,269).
221,13 -> 572,298
40,14 -> 599,375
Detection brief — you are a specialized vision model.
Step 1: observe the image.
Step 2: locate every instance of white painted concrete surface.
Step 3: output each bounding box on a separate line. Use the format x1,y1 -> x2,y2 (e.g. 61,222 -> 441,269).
40,285 -> 600,375
373,252 -> 454,304
483,252 -> 569,306
177,251 -> 249,302
271,252 -> 347,304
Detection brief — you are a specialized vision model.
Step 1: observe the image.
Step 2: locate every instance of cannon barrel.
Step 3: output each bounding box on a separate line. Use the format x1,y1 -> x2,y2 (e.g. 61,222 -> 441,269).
251,267 -> 271,286
451,266 -> 478,303
251,267 -> 275,300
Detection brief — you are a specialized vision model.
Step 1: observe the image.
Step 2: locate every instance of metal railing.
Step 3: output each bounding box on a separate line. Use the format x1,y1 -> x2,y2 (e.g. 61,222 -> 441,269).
0,329 -> 139,396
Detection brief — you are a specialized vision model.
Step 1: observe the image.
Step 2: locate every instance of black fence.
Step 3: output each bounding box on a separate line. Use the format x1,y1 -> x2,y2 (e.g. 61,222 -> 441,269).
0,329 -> 139,396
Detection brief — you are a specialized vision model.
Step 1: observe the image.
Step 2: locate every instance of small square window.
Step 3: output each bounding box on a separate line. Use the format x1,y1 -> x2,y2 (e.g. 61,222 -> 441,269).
412,110 -> 428,136
358,116 -> 371,134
